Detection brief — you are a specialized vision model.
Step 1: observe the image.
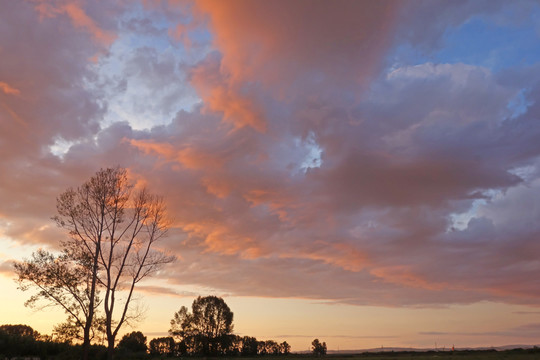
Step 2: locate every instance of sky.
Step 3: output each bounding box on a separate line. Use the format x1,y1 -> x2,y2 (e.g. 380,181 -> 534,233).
2,0 -> 540,352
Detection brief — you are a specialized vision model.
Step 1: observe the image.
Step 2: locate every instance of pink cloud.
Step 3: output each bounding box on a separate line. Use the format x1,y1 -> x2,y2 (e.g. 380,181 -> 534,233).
2,0 -> 540,311
194,0 -> 401,88
62,2 -> 116,46
188,53 -> 268,132
0,81 -> 20,95
30,0 -> 116,46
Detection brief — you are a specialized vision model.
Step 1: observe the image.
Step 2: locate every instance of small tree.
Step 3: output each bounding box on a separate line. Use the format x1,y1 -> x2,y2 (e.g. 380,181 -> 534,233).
117,331 -> 147,353
15,248 -> 100,359
169,296 -> 234,355
265,340 -> 280,355
280,341 -> 291,355
0,324 -> 40,339
312,339 -> 327,356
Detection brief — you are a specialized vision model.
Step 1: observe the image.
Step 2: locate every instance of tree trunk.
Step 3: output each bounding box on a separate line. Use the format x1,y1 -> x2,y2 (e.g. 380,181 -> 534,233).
81,325 -> 90,360
107,335 -> 115,360
81,242 -> 100,360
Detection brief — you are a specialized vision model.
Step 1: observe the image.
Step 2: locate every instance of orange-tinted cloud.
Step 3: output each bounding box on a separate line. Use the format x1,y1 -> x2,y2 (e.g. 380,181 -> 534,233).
136,284 -> 193,297
243,189 -> 293,222
1,102 -> 28,128
202,85 -> 266,132
201,176 -> 231,199
0,81 -> 20,95
194,0 -> 400,89
370,266 -> 447,291
30,0 -> 116,46
62,3 -> 116,46
181,222 -> 264,260
189,54 -> 267,132
168,22 -> 192,49
4,0 -> 540,312
186,1 -> 401,133
282,242 -> 369,273
129,139 -> 225,170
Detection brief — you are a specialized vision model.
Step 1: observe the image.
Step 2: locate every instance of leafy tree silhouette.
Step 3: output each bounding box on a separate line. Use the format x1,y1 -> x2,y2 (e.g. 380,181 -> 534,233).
117,331 -> 147,353
149,336 -> 175,356
312,338 -> 327,356
170,296 -> 234,355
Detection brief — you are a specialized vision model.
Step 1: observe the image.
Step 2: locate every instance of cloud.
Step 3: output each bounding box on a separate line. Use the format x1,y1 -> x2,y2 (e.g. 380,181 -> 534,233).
30,0 -> 117,47
188,51 -> 268,132
62,2 -> 116,46
420,323 -> 540,338
93,3 -> 540,307
129,139 -> 227,170
274,334 -> 397,339
187,0 -> 402,132
0,260 -> 15,278
2,0 -> 540,312
0,0 -> 117,248
195,0 -> 400,87
513,311 -> 540,315
136,285 -> 198,298
143,57 -> 540,306
0,81 -> 20,95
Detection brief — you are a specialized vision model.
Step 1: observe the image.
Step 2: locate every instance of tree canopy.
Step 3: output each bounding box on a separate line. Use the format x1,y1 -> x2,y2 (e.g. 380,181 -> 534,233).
149,336 -> 175,356
117,331 -> 147,353
312,338 -> 327,356
0,324 -> 39,339
169,295 -> 234,355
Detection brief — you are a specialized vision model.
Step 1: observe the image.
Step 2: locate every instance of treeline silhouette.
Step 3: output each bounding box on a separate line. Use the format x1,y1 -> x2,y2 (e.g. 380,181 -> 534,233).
164,296 -> 290,357
0,324 -> 106,359
116,296 -> 293,357
0,324 -> 293,359
147,335 -> 291,357
0,296 -> 312,359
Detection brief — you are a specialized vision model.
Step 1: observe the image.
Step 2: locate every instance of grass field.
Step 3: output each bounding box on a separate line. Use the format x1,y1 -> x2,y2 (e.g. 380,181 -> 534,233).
211,350 -> 540,360
310,352 -> 540,360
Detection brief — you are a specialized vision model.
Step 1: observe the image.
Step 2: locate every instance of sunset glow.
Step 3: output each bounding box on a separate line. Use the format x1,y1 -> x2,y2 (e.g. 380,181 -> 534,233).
2,0 -> 540,352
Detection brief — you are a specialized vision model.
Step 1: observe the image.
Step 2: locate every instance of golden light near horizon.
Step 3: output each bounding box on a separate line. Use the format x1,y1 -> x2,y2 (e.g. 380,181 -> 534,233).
2,0 -> 540,354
